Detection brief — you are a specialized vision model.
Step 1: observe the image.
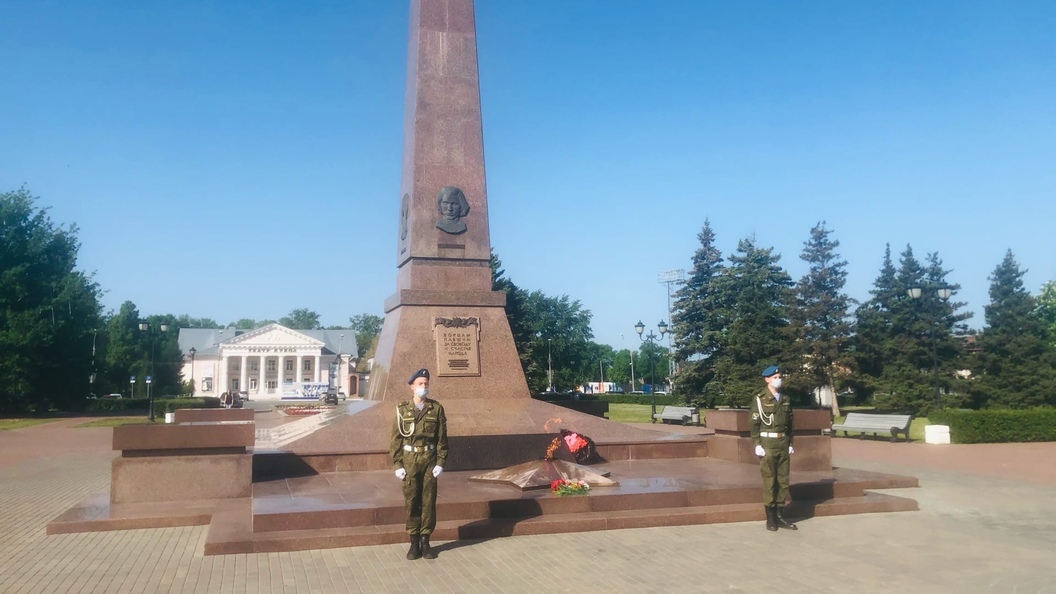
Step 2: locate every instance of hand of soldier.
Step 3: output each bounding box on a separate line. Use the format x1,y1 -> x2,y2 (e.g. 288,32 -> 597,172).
788,445 -> 795,455
754,445 -> 765,457
432,465 -> 443,478
395,468 -> 407,480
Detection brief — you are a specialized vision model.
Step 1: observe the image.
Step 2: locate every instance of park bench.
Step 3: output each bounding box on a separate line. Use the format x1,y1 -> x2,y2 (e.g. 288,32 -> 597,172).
831,412 -> 913,442
653,405 -> 699,425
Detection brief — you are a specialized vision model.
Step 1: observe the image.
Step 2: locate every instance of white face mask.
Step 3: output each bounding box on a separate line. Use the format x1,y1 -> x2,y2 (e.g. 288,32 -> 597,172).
770,378 -> 782,389
414,387 -> 429,398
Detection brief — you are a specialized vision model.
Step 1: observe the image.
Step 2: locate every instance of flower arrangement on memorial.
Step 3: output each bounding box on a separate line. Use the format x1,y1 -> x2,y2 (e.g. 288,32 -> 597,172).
544,429 -> 597,464
550,479 -> 590,496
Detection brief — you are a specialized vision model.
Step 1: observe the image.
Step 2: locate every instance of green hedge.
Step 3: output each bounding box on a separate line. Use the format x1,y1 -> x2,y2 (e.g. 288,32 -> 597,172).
85,397 -> 221,414
153,397 -> 221,415
86,398 -> 149,412
929,408 -> 1056,443
598,393 -> 679,406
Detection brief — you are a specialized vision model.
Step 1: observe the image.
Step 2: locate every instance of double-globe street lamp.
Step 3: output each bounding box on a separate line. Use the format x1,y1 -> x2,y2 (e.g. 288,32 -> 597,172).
139,321 -> 169,422
188,347 -> 197,396
635,320 -> 668,423
907,286 -> 953,412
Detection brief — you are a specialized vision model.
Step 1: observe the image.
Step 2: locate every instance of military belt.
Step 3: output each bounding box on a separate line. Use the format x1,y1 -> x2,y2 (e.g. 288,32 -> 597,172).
760,431 -> 785,438
403,444 -> 435,452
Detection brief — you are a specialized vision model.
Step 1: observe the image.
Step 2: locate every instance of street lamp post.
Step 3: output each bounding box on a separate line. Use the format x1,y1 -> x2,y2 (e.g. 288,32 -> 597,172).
547,338 -> 554,392
90,329 -> 97,398
907,286 -> 953,412
635,320 -> 668,423
189,347 -> 197,396
139,322 -> 169,422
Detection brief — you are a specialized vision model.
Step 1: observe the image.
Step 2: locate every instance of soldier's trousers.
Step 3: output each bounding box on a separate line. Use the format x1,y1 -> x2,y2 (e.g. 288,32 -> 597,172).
759,441 -> 790,507
401,451 -> 439,535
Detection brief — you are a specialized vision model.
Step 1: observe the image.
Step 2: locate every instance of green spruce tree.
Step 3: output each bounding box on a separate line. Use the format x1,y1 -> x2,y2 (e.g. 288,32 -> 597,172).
670,220 -> 726,406
710,236 -> 793,408
971,251 -> 1056,408
853,244 -> 899,401
787,222 -> 854,415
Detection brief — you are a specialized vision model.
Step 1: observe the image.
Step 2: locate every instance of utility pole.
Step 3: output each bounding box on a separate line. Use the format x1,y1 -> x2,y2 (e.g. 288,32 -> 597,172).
657,269 -> 685,385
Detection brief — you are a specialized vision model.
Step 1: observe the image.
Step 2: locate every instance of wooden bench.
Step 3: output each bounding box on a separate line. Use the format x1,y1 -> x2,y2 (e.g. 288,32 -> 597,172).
831,412 -> 913,442
653,405 -> 699,425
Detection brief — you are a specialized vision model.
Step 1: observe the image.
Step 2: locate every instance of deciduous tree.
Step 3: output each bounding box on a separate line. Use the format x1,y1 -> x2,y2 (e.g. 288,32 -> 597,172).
0,188 -> 104,412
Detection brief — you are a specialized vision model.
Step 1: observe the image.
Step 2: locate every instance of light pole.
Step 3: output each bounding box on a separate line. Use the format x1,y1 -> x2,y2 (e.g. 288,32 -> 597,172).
139,321 -> 169,422
547,338 -> 554,392
907,286 -> 953,412
188,347 -> 197,396
635,320 -> 668,423
599,359 -> 611,393
89,329 -> 97,398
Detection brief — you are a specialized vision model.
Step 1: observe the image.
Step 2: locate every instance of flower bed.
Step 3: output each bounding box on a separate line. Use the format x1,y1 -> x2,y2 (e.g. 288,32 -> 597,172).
277,405 -> 334,416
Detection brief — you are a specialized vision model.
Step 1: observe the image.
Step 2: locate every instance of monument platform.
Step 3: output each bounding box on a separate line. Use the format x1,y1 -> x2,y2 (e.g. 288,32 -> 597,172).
50,453 -> 918,555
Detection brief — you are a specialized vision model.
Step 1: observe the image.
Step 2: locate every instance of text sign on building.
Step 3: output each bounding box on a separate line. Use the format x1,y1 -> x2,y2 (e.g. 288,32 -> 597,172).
433,316 -> 481,377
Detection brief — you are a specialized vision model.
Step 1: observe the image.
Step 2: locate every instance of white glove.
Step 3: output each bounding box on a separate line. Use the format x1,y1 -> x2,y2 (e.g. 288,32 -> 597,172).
432,465 -> 443,478
789,445 -> 795,455
754,445 -> 765,457
394,468 -> 407,480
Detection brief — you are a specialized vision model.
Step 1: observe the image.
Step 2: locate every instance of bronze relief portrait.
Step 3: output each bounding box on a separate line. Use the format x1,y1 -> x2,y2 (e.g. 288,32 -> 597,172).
435,186 -> 469,235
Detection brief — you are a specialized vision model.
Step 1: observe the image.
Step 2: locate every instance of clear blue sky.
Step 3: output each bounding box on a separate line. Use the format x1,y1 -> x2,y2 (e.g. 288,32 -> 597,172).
3,1 -> 1054,351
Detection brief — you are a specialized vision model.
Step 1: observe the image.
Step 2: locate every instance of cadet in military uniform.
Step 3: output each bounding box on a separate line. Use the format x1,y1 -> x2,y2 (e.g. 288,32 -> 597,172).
750,365 -> 798,531
391,368 -> 449,560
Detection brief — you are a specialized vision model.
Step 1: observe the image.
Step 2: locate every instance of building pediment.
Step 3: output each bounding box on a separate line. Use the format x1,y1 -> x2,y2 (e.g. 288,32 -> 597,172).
224,324 -> 324,349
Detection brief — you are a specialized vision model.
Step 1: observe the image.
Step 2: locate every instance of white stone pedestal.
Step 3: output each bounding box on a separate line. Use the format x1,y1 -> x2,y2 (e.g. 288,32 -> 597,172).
924,424 -> 951,444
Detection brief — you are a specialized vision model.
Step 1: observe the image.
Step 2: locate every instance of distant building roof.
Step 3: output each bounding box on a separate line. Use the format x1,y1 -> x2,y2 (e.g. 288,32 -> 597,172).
177,324 -> 358,358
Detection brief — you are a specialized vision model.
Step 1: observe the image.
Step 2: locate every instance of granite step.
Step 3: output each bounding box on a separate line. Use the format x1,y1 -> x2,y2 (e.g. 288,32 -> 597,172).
206,492 -> 918,555
251,478 -> 872,533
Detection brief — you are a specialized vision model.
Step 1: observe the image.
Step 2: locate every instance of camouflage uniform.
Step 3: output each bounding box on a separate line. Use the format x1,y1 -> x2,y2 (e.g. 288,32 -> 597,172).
390,398 -> 449,536
750,387 -> 794,507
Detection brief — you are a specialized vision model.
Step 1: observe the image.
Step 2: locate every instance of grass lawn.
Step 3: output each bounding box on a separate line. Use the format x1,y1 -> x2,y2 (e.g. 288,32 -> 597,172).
75,417 -> 154,428
0,418 -> 62,431
605,403 -> 654,423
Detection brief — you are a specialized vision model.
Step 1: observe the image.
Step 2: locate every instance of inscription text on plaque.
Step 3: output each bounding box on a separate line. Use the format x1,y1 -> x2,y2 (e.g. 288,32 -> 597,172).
433,316 -> 481,377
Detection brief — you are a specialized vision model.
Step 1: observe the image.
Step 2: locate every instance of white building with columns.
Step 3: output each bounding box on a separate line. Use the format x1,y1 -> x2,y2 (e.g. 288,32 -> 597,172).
177,324 -> 359,400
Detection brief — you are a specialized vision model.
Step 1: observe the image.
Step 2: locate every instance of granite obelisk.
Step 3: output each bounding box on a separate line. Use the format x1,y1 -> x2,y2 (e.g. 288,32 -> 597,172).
282,0 -> 666,462
367,0 -> 529,402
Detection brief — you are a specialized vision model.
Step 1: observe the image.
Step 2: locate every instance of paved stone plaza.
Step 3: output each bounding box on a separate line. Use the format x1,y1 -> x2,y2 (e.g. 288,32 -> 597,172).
2,418 -> 1054,593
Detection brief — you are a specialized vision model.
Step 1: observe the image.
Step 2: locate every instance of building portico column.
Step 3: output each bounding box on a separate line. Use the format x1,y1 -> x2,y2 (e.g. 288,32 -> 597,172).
218,353 -> 227,396
314,355 -> 321,383
258,355 -> 266,396
240,355 -> 248,393
296,355 -> 304,383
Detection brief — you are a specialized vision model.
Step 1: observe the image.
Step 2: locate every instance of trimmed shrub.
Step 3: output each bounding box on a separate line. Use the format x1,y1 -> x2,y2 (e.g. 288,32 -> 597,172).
598,393 -> 679,406
153,397 -> 222,415
929,408 -> 1056,444
85,397 -> 221,414
86,398 -> 149,412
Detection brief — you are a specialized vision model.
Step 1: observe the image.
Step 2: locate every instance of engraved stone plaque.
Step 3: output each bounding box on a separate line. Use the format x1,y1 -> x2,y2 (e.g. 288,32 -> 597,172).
434,316 -> 481,377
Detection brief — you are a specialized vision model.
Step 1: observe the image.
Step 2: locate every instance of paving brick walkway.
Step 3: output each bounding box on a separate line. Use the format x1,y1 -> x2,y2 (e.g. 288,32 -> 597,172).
1,419 -> 1054,593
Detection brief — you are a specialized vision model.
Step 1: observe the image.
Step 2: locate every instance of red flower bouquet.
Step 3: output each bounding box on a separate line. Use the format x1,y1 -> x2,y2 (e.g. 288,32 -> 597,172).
550,479 -> 590,496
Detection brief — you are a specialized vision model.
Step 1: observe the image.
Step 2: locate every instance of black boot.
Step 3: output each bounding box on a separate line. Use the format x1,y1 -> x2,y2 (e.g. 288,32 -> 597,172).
406,534 -> 421,560
774,506 -> 798,530
421,534 -> 436,559
765,506 -> 777,532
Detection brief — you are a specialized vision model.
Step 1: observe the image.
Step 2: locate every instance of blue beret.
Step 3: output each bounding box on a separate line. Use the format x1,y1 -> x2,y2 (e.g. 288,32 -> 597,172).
408,368 -> 430,384
761,365 -> 780,378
